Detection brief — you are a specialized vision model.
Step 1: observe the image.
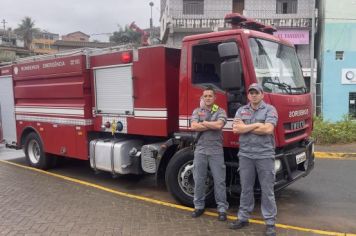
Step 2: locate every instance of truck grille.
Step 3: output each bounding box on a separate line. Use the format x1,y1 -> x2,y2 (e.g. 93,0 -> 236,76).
285,129 -> 306,140
283,120 -> 308,140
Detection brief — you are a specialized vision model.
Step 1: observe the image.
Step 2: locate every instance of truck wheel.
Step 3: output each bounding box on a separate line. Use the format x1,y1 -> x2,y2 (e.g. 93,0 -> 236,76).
165,147 -> 214,207
24,132 -> 50,170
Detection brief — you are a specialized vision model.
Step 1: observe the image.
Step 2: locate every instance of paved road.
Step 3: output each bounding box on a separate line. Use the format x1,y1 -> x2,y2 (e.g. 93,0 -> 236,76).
0,160 -> 308,236
1,145 -> 355,235
277,159 -> 356,233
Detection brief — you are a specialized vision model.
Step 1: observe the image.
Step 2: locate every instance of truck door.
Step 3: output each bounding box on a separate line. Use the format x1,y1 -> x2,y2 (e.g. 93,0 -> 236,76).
0,75 -> 17,145
186,37 -> 248,120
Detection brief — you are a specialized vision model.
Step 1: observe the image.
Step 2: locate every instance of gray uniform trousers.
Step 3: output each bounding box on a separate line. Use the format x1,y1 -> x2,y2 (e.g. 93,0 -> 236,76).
193,150 -> 229,212
238,156 -> 277,225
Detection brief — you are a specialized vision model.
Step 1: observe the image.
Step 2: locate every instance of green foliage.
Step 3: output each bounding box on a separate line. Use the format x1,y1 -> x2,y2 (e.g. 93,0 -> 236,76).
109,25 -> 141,46
14,16 -> 39,49
312,116 -> 356,144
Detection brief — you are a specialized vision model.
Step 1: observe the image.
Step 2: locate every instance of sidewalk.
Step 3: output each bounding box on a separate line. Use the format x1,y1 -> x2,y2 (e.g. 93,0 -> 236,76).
315,142 -> 356,158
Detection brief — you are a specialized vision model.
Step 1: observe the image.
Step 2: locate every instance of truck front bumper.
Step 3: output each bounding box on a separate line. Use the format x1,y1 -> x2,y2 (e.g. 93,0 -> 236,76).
274,139 -> 315,191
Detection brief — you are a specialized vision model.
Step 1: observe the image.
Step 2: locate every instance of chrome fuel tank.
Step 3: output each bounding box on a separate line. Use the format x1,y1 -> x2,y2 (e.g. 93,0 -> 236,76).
90,139 -> 143,175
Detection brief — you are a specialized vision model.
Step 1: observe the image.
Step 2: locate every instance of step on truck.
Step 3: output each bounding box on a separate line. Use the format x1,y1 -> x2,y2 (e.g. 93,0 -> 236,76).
0,14 -> 314,206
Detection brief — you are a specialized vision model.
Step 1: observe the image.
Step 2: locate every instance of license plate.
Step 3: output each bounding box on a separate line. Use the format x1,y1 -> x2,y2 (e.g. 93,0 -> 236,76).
296,152 -> 307,164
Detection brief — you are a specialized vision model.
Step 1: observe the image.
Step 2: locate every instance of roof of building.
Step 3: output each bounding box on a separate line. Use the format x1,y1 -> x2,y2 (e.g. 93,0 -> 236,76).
64,31 -> 90,37
52,40 -> 117,48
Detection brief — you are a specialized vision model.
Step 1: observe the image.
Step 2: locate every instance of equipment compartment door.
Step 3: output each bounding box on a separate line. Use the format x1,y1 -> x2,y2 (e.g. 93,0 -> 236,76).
94,65 -> 134,115
0,76 -> 17,144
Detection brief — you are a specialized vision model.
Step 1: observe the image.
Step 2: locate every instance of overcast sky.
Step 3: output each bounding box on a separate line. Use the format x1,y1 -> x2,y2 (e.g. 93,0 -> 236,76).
1,0 -> 161,42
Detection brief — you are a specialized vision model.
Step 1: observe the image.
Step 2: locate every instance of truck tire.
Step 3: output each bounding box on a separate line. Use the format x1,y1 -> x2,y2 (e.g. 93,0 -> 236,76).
24,132 -> 50,170
165,147 -> 214,207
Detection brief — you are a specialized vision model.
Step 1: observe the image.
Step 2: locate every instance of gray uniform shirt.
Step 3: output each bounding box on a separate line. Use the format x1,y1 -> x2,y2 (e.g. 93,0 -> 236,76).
191,107 -> 227,154
234,101 -> 278,159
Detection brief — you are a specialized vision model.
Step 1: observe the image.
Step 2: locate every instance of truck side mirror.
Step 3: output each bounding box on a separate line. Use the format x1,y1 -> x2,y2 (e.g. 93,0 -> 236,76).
218,42 -> 242,90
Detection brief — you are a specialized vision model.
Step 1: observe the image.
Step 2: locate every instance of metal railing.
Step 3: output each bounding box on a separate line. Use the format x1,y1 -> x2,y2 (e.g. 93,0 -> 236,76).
166,9 -> 312,29
256,18 -> 312,28
172,18 -> 227,29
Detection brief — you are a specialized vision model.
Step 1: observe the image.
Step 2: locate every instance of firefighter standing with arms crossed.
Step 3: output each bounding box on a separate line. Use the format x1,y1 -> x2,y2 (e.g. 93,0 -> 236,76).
229,83 -> 278,236
190,86 -> 229,221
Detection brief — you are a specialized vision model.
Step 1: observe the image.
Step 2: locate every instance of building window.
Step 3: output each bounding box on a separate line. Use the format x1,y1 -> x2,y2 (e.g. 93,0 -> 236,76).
183,0 -> 204,15
335,51 -> 344,60
350,92 -> 356,119
276,0 -> 297,14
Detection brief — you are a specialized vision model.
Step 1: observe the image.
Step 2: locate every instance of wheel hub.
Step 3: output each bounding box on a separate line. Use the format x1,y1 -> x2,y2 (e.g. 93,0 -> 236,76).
28,139 -> 40,164
178,161 -> 213,198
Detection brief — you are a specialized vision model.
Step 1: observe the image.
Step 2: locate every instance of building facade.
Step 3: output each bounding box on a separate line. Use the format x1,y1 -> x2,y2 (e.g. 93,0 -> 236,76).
31,31 -> 59,54
160,0 -> 232,46
317,0 -> 356,121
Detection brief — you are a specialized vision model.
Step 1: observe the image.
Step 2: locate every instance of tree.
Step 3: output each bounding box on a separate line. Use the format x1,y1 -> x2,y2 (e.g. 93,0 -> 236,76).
14,17 -> 39,50
109,25 -> 141,46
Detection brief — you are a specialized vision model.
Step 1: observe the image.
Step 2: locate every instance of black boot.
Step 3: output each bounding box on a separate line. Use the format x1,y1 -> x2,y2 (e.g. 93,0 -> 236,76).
191,209 -> 205,218
229,220 -> 249,229
265,225 -> 276,236
217,212 -> 227,221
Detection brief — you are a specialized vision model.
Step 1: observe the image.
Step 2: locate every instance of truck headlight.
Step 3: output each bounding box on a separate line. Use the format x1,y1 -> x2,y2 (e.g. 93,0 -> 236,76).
274,159 -> 282,172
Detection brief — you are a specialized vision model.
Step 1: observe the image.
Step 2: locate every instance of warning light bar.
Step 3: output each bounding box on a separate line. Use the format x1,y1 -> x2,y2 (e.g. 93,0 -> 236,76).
224,13 -> 247,26
261,25 -> 277,34
224,13 -> 276,35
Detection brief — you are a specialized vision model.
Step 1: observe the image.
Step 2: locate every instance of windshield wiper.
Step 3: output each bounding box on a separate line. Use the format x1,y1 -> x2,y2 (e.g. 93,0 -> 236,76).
262,79 -> 307,94
263,79 -> 292,93
291,86 -> 308,93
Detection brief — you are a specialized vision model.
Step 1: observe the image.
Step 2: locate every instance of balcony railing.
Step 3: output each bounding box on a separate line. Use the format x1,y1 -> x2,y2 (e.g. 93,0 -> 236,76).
172,18 -> 227,29
256,18 -> 312,28
167,10 -> 312,30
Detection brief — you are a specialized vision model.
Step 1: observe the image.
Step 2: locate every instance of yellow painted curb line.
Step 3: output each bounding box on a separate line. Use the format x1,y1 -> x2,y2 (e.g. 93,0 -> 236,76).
315,152 -> 356,160
1,160 -> 355,236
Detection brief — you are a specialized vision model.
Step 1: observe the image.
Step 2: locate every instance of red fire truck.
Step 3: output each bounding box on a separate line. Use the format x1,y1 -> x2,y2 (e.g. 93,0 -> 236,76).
0,14 -> 314,206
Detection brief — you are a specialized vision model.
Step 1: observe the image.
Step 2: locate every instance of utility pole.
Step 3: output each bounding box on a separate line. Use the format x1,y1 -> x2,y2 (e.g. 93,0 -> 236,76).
310,0 -> 317,114
1,19 -> 7,31
149,2 -> 154,43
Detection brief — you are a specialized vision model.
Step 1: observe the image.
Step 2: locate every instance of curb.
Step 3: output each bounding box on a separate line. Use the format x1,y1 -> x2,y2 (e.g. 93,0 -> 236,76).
314,151 -> 356,159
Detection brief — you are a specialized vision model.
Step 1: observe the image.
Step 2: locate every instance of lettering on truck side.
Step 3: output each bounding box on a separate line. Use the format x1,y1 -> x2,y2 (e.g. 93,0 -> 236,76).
289,109 -> 309,118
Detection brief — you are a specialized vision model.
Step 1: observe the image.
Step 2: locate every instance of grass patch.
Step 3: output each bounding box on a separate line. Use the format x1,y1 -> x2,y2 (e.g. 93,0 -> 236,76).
312,116 -> 356,144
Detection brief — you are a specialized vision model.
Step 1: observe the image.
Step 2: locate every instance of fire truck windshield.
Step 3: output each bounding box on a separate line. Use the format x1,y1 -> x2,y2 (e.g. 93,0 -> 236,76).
248,37 -> 307,94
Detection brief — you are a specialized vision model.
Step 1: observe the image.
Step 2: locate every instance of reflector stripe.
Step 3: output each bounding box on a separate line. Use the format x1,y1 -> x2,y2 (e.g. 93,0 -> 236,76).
225,120 -> 233,129
16,115 -> 92,126
134,117 -> 168,120
179,119 -> 189,127
134,109 -> 167,118
15,106 -> 84,116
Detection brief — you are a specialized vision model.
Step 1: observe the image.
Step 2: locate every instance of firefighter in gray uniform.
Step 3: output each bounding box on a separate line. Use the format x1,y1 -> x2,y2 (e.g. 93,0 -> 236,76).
190,86 -> 229,221
229,83 -> 278,236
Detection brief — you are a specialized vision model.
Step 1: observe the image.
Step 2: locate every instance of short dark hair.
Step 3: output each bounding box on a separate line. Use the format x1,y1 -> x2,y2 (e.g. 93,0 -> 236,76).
204,85 -> 215,94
